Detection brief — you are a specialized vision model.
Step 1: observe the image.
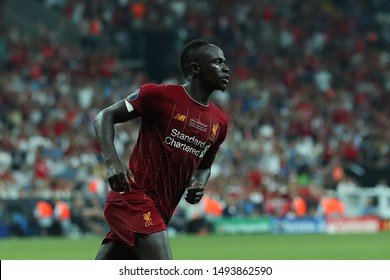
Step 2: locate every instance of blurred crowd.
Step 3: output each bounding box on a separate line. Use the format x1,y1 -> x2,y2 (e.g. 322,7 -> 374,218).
1,0 -> 390,236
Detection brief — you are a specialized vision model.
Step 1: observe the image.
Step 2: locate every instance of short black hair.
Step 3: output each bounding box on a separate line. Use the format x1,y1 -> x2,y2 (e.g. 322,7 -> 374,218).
179,39 -> 210,78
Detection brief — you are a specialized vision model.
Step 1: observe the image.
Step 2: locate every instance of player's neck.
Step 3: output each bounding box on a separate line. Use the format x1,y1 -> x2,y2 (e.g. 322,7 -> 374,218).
182,82 -> 210,106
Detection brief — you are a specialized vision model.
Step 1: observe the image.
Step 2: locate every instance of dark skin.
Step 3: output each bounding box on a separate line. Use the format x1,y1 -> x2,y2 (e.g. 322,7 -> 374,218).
94,43 -> 229,259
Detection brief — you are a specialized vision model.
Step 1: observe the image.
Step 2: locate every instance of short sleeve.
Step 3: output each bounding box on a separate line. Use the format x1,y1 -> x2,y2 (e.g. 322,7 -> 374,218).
125,84 -> 161,116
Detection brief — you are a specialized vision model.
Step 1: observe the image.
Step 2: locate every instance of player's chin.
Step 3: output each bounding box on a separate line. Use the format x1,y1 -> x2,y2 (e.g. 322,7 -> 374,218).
221,78 -> 230,90
218,83 -> 228,91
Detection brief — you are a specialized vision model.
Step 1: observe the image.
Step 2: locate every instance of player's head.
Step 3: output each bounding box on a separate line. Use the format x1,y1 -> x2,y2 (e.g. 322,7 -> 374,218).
180,39 -> 229,91
180,39 -> 210,78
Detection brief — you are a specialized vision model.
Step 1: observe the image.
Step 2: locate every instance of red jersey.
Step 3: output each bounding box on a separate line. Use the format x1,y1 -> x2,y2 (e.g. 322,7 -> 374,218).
106,84 -> 228,224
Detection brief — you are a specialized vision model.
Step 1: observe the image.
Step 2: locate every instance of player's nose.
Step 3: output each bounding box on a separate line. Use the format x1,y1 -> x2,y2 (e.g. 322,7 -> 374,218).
222,63 -> 229,73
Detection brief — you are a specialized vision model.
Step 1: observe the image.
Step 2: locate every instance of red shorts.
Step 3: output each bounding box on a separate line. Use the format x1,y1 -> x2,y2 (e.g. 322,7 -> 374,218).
103,199 -> 166,247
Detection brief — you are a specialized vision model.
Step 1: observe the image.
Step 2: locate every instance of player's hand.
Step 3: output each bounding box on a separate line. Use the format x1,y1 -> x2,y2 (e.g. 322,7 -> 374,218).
107,165 -> 134,192
185,180 -> 205,204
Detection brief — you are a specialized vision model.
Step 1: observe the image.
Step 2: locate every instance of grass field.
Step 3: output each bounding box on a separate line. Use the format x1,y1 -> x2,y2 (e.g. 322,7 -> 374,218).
0,232 -> 389,260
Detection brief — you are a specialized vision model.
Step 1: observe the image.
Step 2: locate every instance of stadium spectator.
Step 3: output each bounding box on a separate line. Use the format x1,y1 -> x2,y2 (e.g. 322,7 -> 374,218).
291,196 -> 307,217
167,204 -> 188,235
223,195 -> 243,217
33,200 -> 54,235
33,148 -> 51,192
0,201 -> 9,238
318,195 -> 345,218
70,195 -> 90,235
81,196 -> 106,236
53,199 -> 72,236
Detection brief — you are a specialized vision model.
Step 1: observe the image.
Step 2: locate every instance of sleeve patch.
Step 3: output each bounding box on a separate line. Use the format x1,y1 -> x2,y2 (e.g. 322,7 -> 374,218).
127,89 -> 140,101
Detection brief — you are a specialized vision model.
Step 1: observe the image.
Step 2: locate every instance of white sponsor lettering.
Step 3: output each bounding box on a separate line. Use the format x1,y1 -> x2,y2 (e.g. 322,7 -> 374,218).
171,129 -> 206,148
165,129 -> 210,158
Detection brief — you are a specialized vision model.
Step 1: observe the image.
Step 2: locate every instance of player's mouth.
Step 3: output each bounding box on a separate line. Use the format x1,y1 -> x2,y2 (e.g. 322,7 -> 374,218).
221,76 -> 229,84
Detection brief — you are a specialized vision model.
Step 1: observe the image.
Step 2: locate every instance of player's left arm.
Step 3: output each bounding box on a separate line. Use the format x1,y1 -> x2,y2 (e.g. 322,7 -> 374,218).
185,118 -> 228,204
185,152 -> 216,205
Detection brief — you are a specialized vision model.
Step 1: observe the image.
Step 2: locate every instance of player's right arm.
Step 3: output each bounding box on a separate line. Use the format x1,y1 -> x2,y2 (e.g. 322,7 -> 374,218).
94,99 -> 139,192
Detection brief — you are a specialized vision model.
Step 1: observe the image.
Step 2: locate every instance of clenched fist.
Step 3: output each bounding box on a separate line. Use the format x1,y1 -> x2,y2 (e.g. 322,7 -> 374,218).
185,180 -> 205,204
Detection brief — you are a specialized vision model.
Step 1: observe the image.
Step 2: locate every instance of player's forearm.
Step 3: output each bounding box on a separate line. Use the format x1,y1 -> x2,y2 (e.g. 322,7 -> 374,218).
94,109 -> 121,165
192,168 -> 211,186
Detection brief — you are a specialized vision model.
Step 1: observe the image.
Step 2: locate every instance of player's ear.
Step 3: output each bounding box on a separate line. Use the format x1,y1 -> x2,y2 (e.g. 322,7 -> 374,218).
190,62 -> 200,74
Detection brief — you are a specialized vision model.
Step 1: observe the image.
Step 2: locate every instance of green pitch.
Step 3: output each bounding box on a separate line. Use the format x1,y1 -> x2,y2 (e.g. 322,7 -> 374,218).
0,233 -> 389,260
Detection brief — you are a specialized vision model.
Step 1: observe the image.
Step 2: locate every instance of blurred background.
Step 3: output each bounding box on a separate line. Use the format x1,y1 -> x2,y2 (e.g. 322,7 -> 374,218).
1,0 -> 390,240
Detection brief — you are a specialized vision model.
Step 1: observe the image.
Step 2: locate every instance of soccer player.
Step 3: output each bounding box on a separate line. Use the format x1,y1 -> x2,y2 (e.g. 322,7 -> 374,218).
94,39 -> 230,259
